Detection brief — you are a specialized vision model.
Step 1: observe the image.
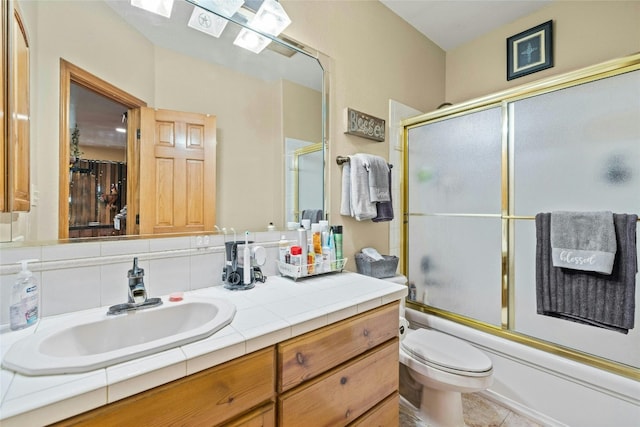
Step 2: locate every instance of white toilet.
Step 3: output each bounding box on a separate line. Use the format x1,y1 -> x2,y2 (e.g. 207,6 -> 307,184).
383,275 -> 494,427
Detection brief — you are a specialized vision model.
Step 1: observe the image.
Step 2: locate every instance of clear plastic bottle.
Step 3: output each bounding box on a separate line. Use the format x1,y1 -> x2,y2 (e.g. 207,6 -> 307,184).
312,223 -> 322,256
10,259 -> 39,331
278,235 -> 289,264
307,243 -> 316,275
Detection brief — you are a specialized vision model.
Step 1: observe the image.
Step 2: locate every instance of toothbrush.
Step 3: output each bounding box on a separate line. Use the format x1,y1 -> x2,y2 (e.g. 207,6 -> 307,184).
243,231 -> 251,285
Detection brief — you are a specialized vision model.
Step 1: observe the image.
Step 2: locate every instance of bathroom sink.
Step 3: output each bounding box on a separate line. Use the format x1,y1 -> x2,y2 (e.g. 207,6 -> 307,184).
2,296 -> 236,376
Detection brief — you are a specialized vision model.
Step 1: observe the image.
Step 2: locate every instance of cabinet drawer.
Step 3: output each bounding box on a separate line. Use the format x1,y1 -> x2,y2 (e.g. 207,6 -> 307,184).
53,347 -> 275,427
225,403 -> 275,427
278,338 -> 399,427
350,392 -> 399,427
278,301 -> 399,392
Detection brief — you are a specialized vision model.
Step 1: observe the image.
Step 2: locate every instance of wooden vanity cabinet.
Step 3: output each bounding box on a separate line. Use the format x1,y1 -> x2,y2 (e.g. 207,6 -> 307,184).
277,301 -> 400,426
53,347 -> 275,427
52,302 -> 401,427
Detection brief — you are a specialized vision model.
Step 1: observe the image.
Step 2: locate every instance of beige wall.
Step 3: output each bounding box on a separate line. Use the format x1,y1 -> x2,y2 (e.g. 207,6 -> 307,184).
282,0 -> 446,268
283,80 -> 322,144
446,1 -> 640,103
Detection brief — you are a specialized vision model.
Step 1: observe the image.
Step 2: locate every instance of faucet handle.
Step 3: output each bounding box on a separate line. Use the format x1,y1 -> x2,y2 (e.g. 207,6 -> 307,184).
128,257 -> 144,278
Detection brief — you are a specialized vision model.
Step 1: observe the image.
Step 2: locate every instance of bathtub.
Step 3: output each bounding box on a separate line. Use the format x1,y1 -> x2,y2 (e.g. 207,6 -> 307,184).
405,308 -> 640,427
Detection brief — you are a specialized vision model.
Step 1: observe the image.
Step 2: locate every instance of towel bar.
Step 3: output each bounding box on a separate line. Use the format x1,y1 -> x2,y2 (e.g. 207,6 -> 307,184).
336,155 -> 393,168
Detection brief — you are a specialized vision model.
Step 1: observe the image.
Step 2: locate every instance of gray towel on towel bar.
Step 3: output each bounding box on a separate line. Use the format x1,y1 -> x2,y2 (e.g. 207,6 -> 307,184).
550,211 -> 617,274
361,154 -> 390,202
536,213 -> 638,334
372,165 -> 393,222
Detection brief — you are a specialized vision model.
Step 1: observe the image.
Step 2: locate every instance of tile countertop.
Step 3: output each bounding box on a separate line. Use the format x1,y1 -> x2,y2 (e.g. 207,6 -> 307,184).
0,272 -> 407,426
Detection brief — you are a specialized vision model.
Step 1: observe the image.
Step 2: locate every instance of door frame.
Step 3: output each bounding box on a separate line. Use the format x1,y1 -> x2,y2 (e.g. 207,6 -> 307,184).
58,59 -> 146,239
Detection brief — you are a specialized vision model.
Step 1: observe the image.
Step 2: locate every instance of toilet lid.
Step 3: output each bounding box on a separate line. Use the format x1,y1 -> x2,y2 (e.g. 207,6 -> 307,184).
401,329 -> 492,375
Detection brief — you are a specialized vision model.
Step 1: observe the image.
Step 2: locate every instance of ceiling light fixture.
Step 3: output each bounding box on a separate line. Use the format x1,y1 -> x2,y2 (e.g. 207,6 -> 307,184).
250,0 -> 290,36
233,0 -> 290,54
233,28 -> 272,54
130,0 -> 175,18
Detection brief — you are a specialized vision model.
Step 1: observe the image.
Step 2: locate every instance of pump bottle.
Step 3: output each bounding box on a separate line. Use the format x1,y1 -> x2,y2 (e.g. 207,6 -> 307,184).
10,259 -> 39,330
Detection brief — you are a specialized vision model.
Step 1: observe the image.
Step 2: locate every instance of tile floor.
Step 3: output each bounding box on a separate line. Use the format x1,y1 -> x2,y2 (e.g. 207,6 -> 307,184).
400,393 -> 542,427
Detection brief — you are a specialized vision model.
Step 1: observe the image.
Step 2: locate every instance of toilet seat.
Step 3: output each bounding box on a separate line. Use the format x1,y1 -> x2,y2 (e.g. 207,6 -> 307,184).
401,329 -> 492,377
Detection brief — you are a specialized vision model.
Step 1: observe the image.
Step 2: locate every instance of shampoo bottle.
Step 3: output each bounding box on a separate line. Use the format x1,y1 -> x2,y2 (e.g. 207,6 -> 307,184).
10,259 -> 39,331
333,226 -> 343,268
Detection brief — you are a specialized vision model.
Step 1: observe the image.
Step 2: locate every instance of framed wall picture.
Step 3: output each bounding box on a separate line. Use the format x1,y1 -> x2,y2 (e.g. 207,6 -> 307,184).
507,20 -> 553,81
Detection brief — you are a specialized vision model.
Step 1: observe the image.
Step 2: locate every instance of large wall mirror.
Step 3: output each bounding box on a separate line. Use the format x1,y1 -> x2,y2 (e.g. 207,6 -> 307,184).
0,0 -> 326,244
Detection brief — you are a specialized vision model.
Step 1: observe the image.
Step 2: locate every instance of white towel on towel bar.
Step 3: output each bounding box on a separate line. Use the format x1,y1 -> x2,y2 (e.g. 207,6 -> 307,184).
340,154 -> 377,220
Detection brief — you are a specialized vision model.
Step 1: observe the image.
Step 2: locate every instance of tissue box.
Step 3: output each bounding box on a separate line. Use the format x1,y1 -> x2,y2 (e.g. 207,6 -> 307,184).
355,253 -> 399,279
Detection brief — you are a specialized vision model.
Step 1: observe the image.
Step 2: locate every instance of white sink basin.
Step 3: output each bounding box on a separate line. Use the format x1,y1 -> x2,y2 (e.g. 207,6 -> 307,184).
2,296 -> 236,376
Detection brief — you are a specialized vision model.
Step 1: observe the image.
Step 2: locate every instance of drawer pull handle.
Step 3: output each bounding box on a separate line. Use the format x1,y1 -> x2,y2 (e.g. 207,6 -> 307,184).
363,329 -> 369,337
340,376 -> 348,385
296,352 -> 305,365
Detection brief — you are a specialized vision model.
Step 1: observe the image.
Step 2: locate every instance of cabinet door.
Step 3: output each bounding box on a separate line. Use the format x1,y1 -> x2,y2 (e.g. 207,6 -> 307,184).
53,347 -> 275,426
278,338 -> 399,427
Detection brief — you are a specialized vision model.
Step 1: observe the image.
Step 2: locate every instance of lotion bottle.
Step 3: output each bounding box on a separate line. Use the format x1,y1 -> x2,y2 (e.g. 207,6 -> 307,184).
10,259 -> 39,331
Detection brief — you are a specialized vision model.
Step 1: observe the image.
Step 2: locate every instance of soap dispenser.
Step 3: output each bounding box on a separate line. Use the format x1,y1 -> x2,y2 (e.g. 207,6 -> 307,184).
10,259 -> 40,331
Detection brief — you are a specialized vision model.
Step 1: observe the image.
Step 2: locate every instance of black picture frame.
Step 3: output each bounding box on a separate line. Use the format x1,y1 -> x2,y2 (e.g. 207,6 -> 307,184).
507,20 -> 553,81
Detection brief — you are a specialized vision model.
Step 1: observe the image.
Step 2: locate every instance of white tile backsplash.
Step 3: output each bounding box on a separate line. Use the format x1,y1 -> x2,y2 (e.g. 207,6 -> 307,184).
41,266 -> 101,316
42,242 -> 101,262
0,246 -> 42,265
149,236 -> 191,252
190,252 -> 224,290
100,239 -> 149,257
148,256 -> 191,296
0,232 -> 310,325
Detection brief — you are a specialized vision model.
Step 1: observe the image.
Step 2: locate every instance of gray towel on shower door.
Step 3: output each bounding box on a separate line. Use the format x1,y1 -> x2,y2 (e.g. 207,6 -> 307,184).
536,212 -> 638,334
550,211 -> 617,274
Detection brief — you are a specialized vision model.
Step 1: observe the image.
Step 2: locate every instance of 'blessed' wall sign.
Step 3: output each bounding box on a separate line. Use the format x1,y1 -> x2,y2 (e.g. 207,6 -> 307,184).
344,108 -> 385,142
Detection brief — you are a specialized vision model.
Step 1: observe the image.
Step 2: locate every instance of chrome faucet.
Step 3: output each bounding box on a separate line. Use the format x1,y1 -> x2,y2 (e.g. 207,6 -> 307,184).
128,257 -> 147,304
107,257 -> 162,315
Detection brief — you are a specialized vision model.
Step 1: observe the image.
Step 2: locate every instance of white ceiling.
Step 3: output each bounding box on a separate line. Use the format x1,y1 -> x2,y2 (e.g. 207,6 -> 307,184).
380,0 -> 553,51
